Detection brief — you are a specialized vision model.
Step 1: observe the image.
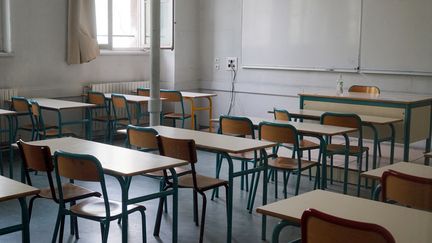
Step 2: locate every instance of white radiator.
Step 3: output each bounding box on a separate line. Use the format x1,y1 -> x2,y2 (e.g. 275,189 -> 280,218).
0,88 -> 18,142
85,81 -> 151,135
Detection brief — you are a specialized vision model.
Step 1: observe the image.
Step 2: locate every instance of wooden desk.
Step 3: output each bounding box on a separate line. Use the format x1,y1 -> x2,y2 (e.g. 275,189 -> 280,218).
149,125 -> 276,243
0,175 -> 39,243
31,98 -> 95,140
299,91 -> 432,162
256,190 -> 432,243
213,116 -> 358,190
269,108 -> 403,166
0,109 -> 16,178
180,92 -> 217,131
28,137 -> 188,243
361,161 -> 432,199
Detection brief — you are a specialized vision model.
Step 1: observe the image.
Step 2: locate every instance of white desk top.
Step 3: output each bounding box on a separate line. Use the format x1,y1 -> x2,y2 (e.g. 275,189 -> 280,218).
213,117 -> 358,136
105,93 -> 163,103
0,176 -> 39,202
361,162 -> 432,180
299,91 -> 432,104
282,109 -> 403,125
28,137 -> 188,177
149,125 -> 277,154
0,109 -> 16,116
180,91 -> 217,98
257,190 -> 432,243
32,98 -> 95,110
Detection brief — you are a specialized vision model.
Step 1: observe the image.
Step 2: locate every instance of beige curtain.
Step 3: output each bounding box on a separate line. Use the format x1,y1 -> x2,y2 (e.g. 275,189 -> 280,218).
67,0 -> 100,64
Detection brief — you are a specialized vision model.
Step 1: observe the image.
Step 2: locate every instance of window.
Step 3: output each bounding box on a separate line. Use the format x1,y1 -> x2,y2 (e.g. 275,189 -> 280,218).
0,0 -> 12,54
95,0 -> 174,51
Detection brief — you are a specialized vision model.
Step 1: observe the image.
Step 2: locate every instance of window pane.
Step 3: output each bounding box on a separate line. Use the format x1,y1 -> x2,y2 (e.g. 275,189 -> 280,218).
144,0 -> 173,48
0,2 -> 3,50
95,0 -> 108,45
112,0 -> 142,49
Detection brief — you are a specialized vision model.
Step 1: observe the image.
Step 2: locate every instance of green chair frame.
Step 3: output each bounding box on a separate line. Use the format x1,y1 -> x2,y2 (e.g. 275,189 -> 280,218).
320,112 -> 368,196
52,151 -> 146,243
87,91 -> 113,142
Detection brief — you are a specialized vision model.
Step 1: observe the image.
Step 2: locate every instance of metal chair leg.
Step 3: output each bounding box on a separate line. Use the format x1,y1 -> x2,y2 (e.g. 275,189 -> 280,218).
198,191 -> 207,243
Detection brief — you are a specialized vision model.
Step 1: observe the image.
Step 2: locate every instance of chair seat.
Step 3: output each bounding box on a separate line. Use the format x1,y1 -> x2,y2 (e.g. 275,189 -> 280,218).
326,144 -> 369,155
178,174 -> 227,191
164,113 -> 191,119
39,128 -> 74,137
145,166 -> 191,177
39,183 -> 101,201
71,198 -> 145,219
116,118 -> 146,127
299,139 -> 320,150
268,156 -> 319,171
93,115 -> 115,122
229,148 -> 273,160
20,123 -> 57,130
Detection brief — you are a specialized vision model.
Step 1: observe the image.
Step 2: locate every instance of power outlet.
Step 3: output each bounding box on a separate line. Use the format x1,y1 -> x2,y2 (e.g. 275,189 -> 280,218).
226,57 -> 238,71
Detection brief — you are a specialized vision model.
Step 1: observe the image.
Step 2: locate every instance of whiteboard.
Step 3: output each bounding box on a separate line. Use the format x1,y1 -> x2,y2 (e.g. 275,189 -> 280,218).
242,0 -> 362,71
360,0 -> 432,74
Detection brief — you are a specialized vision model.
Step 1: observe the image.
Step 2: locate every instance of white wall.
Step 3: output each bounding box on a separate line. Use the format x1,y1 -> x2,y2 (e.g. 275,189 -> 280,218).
0,0 -> 201,98
198,0 -> 432,118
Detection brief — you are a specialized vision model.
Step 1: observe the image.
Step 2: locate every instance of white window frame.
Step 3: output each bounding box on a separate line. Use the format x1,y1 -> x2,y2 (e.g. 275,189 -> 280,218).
99,0 -> 174,52
0,0 -> 12,55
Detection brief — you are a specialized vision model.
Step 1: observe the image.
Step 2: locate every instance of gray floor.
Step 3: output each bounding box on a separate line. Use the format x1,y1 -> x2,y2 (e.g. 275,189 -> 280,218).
0,137 -> 426,243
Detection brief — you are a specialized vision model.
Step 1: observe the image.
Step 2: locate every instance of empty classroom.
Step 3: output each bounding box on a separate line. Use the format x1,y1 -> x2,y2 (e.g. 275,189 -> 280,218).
0,0 -> 431,243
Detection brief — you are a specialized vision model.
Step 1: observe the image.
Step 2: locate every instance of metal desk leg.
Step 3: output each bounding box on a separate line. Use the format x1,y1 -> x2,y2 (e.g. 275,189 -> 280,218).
261,149 -> 268,241
207,97 -> 213,132
389,123 -> 396,164
7,115 -> 14,179
220,152 -> 234,243
115,176 -> 129,243
168,167 -> 179,243
403,107 -> 411,162
86,107 -> 93,140
57,110 -> 63,138
271,220 -> 299,243
19,197 -> 30,243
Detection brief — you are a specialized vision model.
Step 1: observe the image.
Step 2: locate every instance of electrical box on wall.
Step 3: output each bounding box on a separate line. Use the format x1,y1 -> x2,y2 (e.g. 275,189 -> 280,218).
226,57 -> 238,71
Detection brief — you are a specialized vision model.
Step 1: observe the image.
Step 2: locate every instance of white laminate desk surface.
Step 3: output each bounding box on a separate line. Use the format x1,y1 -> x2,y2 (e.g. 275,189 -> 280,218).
105,93 -> 159,103
299,91 -> 432,104
180,92 -> 217,99
0,109 -> 16,116
150,125 -> 276,154
257,190 -> 432,243
32,98 -> 95,110
361,161 -> 432,180
28,137 -> 188,177
0,176 -> 39,202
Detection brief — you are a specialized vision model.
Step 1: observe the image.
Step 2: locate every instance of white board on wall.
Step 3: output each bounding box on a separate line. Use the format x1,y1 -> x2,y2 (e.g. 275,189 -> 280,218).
360,0 -> 432,75
242,0 -> 362,71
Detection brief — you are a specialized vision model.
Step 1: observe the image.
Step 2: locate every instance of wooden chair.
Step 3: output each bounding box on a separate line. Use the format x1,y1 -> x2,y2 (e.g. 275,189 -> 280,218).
17,140 -> 101,240
87,91 -> 114,142
111,94 -> 144,143
30,100 -> 74,140
259,121 -> 320,197
273,108 -> 321,180
153,135 -> 228,243
320,112 -> 368,195
300,208 -> 395,243
348,85 -> 381,94
11,96 -> 36,140
382,170 -> 432,211
52,150 -> 146,243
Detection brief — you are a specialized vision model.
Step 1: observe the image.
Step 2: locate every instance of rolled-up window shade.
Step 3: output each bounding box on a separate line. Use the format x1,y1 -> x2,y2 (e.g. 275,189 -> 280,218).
67,0 -> 100,64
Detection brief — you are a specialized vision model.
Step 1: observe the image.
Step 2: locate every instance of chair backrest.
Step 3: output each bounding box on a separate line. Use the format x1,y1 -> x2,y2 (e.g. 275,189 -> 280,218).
30,100 -> 46,135
87,91 -> 107,106
157,135 -> 197,164
17,140 -> 59,201
301,208 -> 395,243
382,170 -> 432,211
219,115 -> 255,138
259,121 -> 298,147
160,90 -> 183,102
12,96 -> 31,113
320,112 -> 362,129
349,85 -> 381,94
111,94 -> 131,121
53,151 -> 109,214
127,125 -> 159,151
137,88 -> 150,97
273,108 -> 291,121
